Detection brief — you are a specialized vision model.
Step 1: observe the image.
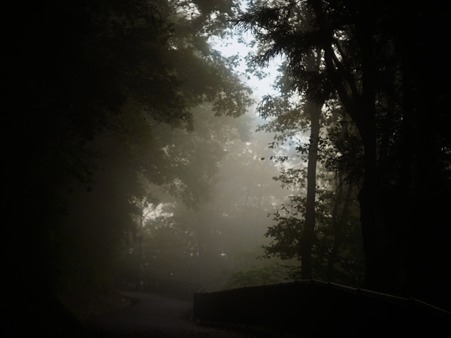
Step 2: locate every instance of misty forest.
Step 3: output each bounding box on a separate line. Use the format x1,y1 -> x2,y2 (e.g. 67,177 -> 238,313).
3,0 -> 451,337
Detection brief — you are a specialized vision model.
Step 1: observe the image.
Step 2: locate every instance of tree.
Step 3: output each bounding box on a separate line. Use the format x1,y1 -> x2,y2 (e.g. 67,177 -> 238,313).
240,4 -> 344,280
239,0 -> 451,309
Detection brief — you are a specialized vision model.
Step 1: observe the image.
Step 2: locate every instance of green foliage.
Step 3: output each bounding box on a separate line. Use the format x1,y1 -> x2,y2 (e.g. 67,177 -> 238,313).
264,166 -> 364,284
222,245 -> 296,290
264,209 -> 304,260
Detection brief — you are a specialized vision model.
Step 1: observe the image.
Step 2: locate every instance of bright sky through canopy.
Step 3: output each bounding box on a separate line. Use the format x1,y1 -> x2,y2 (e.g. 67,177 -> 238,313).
210,32 -> 282,103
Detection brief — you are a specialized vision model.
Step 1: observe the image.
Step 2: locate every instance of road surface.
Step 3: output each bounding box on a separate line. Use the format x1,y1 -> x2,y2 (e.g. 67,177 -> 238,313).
86,292 -> 278,337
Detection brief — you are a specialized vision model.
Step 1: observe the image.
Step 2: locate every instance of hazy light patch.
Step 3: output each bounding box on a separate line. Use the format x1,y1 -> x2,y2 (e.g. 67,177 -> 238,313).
144,203 -> 174,221
270,195 -> 279,206
209,32 -> 281,103
173,0 -> 200,20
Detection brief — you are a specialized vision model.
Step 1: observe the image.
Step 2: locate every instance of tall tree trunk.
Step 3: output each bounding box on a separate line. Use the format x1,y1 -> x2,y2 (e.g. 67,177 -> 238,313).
306,2 -> 379,286
300,99 -> 322,279
327,180 -> 353,281
358,122 -> 382,290
309,0 -> 392,292
352,1 -> 393,292
404,7 -> 451,306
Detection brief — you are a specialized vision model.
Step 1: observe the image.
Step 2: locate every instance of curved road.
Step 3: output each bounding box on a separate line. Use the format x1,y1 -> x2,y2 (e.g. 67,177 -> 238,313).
86,292 -> 276,337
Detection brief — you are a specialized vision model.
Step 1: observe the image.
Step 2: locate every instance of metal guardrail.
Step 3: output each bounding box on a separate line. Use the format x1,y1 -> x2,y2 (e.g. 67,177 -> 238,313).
193,279 -> 451,336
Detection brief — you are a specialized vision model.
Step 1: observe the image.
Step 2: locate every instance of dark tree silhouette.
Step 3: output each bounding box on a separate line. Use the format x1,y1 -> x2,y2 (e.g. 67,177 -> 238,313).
239,0 -> 451,309
1,0 -> 252,329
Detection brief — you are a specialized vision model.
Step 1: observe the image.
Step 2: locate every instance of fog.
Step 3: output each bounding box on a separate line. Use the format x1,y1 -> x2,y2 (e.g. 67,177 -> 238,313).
3,1 -> 451,336
118,112 -> 294,292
